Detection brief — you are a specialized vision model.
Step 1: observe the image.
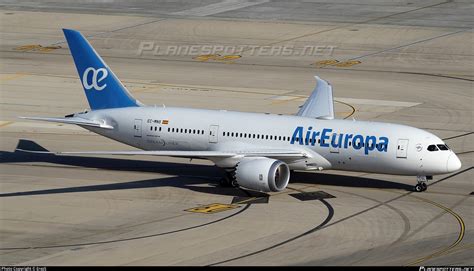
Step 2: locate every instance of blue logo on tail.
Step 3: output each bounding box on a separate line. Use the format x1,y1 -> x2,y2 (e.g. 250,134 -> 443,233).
63,29 -> 140,110
82,67 -> 108,91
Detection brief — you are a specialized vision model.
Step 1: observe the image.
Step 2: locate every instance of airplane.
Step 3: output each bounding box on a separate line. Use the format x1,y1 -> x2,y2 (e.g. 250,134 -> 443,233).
19,29 -> 462,193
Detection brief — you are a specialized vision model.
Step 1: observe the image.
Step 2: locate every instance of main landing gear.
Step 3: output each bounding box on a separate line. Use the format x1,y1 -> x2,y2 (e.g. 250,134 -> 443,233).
414,175 -> 431,192
219,170 -> 239,188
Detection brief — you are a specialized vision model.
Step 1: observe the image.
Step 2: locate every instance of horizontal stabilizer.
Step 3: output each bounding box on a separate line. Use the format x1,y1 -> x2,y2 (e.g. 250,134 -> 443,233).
19,116 -> 113,129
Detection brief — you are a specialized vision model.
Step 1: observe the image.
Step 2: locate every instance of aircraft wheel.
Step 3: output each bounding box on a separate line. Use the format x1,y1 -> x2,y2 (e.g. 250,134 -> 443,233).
414,184 -> 423,192
421,182 -> 427,191
219,177 -> 231,187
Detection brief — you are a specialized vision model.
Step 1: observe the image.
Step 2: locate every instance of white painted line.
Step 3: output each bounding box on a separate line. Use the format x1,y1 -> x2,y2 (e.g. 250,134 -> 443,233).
269,96 -> 420,107
171,0 -> 268,17
335,98 -> 420,107
269,95 -> 299,101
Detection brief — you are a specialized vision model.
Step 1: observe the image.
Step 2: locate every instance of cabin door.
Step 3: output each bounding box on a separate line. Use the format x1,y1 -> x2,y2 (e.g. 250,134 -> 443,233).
134,119 -> 142,138
209,125 -> 219,143
396,139 -> 409,158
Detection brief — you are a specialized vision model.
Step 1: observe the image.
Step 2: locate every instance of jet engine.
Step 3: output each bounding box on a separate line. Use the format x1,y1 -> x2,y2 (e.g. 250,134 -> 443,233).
235,157 -> 290,192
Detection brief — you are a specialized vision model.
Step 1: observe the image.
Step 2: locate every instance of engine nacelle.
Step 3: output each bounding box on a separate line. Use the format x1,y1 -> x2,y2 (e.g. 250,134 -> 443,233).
235,157 -> 290,192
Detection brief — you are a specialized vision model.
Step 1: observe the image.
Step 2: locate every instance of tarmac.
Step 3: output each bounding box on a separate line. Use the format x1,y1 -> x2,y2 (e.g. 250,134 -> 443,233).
0,0 -> 473,266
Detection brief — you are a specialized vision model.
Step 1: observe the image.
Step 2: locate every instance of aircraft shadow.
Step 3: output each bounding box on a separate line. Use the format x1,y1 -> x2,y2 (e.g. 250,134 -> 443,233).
0,140 -> 270,198
0,140 -> 413,198
0,175 -> 257,198
291,171 -> 413,191
2,140 -> 220,176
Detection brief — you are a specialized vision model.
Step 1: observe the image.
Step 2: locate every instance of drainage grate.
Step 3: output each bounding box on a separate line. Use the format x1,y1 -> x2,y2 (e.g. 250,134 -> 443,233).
289,191 -> 336,201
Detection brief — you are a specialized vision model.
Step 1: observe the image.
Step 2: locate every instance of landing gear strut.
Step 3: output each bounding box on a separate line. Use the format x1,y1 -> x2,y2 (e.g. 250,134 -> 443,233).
414,176 -> 428,192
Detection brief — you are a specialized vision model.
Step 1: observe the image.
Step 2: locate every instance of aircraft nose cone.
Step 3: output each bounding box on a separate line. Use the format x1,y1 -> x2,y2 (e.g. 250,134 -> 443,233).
447,154 -> 462,172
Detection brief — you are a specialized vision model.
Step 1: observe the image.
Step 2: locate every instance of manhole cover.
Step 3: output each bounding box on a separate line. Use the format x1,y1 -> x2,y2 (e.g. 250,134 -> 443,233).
289,191 -> 336,201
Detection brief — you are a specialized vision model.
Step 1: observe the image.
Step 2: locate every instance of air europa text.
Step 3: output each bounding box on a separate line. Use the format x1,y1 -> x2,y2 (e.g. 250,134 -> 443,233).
290,126 -> 389,155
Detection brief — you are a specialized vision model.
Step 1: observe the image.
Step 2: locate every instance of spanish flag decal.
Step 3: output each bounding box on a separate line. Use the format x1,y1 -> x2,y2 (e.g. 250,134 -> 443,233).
162,120 -> 169,125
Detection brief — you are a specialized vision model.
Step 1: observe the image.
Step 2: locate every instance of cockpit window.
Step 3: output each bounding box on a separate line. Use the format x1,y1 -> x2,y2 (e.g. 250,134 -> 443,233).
437,144 -> 449,151
427,145 -> 438,151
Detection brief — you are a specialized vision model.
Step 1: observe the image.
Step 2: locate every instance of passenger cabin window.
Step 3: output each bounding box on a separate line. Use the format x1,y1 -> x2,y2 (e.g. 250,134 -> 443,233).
437,144 -> 449,151
427,145 -> 438,151
199,131 -> 317,142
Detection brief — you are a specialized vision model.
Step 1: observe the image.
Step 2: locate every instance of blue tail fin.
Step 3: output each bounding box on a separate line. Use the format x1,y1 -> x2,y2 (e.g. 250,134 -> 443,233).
63,29 -> 141,110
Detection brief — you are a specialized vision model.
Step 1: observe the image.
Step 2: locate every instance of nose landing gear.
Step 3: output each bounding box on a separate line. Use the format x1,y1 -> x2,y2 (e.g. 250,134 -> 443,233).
415,182 -> 427,192
414,175 -> 429,192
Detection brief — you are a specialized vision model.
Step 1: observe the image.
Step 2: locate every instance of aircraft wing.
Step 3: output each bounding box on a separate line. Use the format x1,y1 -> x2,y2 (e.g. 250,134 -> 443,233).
17,149 -> 307,159
297,76 -> 334,120
19,116 -> 113,129
15,139 -> 330,169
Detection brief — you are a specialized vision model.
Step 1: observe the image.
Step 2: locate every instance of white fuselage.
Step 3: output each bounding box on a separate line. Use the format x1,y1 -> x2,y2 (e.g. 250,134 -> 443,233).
80,106 -> 460,176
